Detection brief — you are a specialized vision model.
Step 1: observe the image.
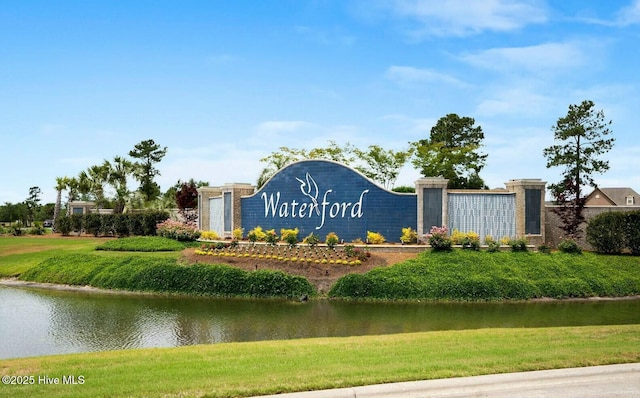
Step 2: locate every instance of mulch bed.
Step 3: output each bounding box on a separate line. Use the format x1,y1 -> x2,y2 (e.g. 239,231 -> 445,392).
180,248 -> 418,294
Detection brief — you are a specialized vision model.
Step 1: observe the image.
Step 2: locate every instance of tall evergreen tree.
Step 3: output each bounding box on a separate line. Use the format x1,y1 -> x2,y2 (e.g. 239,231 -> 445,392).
128,139 -> 167,203
543,100 -> 614,239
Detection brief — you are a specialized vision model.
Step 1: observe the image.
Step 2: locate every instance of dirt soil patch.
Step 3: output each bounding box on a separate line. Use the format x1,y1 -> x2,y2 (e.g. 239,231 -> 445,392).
181,249 -> 418,294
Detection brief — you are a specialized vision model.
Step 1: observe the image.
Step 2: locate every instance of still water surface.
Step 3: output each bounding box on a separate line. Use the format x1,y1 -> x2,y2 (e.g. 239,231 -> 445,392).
1,285 -> 639,359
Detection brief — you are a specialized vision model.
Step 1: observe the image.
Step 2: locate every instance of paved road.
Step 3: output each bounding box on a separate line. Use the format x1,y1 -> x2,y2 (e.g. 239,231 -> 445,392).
253,363 -> 640,397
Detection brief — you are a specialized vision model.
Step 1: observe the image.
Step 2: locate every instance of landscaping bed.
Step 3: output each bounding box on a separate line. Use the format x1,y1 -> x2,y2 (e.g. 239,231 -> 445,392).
181,247 -> 417,293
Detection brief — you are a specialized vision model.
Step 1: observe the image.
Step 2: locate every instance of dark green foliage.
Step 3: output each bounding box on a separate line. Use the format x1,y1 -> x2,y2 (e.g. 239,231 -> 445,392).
509,238 -> 528,252
27,221 -> 46,235
391,186 -> 415,193
557,238 -> 582,254
54,211 -> 169,237
328,250 -> 640,301
626,211 -> 640,255
70,214 -> 83,234
411,114 -> 488,189
586,211 -> 626,254
55,215 -> 72,236
20,255 -> 316,299
113,214 -> 131,237
96,236 -> 186,252
84,213 -> 103,237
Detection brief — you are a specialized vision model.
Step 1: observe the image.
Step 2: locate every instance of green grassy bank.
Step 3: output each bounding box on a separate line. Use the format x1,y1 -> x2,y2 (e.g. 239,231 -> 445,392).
1,325 -> 638,398
3,236 -> 640,300
18,254 -> 316,299
329,250 -> 640,300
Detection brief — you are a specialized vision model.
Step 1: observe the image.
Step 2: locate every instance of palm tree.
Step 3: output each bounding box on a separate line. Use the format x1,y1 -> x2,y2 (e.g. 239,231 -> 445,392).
108,156 -> 134,213
53,176 -> 70,230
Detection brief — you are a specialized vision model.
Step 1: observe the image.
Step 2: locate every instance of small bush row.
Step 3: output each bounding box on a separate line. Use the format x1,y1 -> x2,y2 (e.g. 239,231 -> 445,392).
55,211 -> 170,237
20,254 -> 316,299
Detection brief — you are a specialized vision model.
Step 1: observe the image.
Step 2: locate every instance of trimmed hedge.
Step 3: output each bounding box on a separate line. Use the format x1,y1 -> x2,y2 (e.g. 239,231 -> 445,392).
56,211 -> 170,237
328,250 -> 640,301
19,254 -> 316,299
95,236 -> 187,252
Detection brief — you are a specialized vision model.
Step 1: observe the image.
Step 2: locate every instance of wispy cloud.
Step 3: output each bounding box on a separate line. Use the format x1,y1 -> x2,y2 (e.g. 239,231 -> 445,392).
616,0 -> 640,26
385,65 -> 468,87
461,41 -> 586,74
374,0 -> 547,38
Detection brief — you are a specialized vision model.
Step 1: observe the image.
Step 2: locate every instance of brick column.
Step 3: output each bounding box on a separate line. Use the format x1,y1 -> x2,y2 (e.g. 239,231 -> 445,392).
415,177 -> 449,240
504,179 -> 546,245
197,187 -> 222,231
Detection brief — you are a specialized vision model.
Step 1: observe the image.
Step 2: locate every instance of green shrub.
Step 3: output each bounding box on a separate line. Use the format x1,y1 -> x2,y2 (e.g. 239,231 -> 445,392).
625,211 -> 640,256
10,222 -> 23,236
70,214 -> 83,235
113,214 -> 131,237
27,222 -> 46,235
265,229 -> 278,245
508,238 -> 528,252
558,238 -> 582,254
280,228 -> 299,247
537,244 -> 551,254
55,216 -> 72,236
84,213 -> 103,237
303,232 -> 320,247
586,211 -> 626,254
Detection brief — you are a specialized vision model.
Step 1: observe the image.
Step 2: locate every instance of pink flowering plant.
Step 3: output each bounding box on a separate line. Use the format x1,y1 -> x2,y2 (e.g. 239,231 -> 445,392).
426,225 -> 452,252
156,219 -> 201,242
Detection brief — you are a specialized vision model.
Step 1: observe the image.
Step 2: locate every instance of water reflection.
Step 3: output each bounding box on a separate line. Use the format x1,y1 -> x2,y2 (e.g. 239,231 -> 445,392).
1,285 -> 639,359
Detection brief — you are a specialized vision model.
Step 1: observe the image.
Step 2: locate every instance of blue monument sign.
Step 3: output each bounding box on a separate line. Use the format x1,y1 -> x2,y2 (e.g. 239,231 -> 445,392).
241,160 -> 417,242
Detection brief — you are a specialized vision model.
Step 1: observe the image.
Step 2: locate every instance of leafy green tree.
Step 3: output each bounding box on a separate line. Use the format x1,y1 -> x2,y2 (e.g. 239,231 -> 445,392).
257,141 -> 357,188
128,139 -> 167,203
353,145 -> 414,189
411,114 -> 488,189
543,100 -> 614,239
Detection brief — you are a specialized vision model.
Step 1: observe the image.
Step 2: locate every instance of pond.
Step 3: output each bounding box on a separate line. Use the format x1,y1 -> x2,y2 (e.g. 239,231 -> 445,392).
1,284 -> 639,359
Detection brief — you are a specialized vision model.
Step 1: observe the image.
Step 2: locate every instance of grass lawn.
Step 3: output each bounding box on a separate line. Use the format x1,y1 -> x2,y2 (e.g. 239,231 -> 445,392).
0,236 -> 181,277
0,325 -> 638,398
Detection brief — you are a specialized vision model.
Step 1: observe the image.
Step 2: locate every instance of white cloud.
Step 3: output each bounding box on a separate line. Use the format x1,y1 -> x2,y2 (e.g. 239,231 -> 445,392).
616,0 -> 640,26
461,42 -> 586,74
475,86 -> 555,117
385,66 -> 468,87
379,0 -> 547,37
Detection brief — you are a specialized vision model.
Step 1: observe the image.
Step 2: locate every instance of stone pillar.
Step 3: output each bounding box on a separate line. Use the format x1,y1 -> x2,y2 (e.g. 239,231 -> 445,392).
415,177 -> 449,240
221,183 -> 255,237
504,179 -> 547,246
197,187 -> 222,231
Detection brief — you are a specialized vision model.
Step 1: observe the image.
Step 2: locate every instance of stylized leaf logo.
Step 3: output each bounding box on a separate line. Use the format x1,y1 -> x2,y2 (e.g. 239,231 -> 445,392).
296,172 -> 320,215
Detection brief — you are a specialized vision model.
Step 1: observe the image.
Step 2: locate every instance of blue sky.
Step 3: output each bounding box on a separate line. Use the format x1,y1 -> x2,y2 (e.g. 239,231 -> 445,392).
2,0 -> 639,204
